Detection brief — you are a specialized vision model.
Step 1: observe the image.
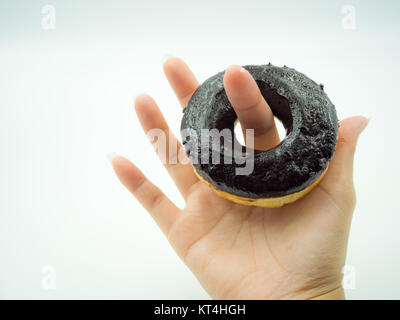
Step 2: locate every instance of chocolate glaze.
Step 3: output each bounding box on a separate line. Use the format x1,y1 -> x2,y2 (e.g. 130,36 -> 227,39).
181,64 -> 338,199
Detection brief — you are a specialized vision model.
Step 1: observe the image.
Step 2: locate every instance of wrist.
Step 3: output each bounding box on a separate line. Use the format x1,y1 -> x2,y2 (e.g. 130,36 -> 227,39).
310,287 -> 345,300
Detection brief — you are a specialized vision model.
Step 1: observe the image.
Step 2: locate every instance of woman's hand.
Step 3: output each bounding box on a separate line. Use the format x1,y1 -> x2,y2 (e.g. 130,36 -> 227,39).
110,57 -> 368,299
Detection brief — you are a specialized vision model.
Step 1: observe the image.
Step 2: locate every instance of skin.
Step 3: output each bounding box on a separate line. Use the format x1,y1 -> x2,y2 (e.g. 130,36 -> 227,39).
111,57 -> 368,300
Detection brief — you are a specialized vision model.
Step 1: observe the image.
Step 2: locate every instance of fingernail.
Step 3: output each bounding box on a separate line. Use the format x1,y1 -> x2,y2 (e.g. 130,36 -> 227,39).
162,54 -> 174,64
240,66 -> 247,73
107,152 -> 118,164
359,116 -> 371,134
134,92 -> 146,104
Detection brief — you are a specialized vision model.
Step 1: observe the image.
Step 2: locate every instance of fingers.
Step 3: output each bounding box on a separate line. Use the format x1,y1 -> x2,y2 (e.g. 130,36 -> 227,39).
319,116 -> 369,206
111,155 -> 178,235
224,65 -> 280,150
163,56 -> 199,107
134,94 -> 198,199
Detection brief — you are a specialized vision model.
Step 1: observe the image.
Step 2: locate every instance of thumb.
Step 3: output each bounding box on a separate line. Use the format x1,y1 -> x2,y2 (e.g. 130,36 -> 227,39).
319,115 -> 369,201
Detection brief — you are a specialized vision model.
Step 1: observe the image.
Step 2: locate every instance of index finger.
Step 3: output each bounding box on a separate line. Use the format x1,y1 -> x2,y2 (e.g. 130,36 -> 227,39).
163,56 -> 199,108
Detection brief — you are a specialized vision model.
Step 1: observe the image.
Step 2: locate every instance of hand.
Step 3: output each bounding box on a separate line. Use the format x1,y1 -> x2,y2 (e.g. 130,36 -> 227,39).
110,57 -> 368,299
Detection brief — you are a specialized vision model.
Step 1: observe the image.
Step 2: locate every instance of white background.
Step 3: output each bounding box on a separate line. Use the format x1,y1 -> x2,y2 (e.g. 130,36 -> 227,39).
0,0 -> 399,299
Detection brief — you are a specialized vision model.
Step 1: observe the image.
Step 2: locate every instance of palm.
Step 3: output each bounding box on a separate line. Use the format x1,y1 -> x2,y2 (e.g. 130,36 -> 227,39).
168,175 -> 350,299
111,57 -> 367,299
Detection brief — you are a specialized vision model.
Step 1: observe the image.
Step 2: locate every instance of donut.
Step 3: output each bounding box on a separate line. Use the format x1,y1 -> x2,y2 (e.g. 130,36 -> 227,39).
180,64 -> 338,208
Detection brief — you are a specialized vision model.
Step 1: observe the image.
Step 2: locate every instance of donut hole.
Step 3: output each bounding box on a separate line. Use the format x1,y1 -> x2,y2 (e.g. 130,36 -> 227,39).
232,80 -> 293,152
274,117 -> 286,141
233,121 -> 246,146
233,118 -> 285,149
256,80 -> 293,131
211,81 -> 293,153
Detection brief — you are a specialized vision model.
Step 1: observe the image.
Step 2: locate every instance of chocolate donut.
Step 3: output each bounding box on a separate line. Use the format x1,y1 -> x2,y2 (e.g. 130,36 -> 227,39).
181,64 -> 338,207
